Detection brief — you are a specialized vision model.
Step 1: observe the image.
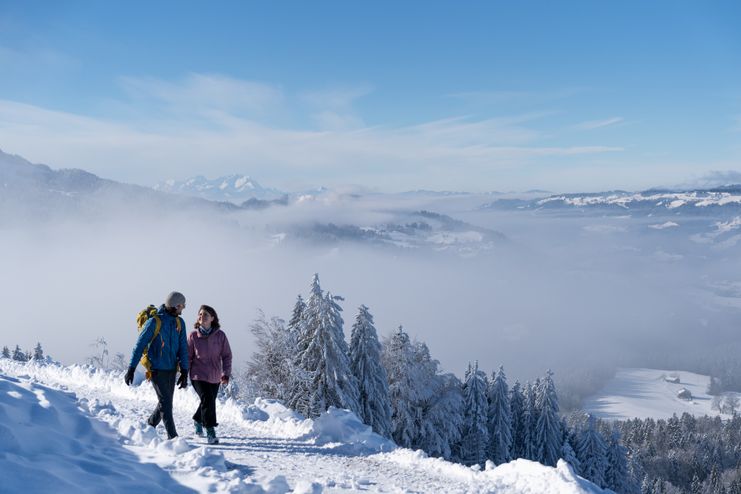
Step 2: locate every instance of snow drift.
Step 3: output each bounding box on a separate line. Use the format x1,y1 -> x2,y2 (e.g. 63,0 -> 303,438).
0,359 -> 608,493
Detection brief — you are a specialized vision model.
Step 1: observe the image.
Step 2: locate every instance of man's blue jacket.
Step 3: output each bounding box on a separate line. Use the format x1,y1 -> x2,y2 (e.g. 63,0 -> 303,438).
129,305 -> 189,372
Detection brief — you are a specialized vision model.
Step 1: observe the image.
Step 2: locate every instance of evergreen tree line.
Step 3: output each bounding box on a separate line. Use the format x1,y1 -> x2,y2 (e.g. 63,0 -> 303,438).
1,342 -> 44,362
244,274 -> 637,493
615,412 -> 741,494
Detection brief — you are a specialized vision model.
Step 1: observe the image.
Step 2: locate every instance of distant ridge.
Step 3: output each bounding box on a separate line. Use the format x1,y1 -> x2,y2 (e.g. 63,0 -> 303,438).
481,186 -> 741,216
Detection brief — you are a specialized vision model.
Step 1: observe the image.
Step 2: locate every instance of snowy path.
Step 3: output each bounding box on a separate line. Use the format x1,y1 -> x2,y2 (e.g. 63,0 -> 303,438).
0,361 -> 605,493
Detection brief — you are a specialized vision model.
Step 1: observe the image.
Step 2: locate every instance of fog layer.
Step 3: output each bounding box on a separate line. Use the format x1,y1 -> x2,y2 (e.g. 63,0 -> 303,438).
2,192 -> 739,383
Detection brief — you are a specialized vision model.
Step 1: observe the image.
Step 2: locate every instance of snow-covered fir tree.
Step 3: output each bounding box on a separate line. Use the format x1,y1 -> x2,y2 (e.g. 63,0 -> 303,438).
561,438 -> 581,474
290,278 -> 360,418
288,275 -> 324,414
1,346 -> 10,358
577,415 -> 608,488
458,361 -> 489,467
410,342 -> 463,460
605,425 -> 633,494
522,380 -> 540,461
12,345 -> 27,362
560,417 -> 582,473
33,342 -> 44,361
523,379 -> 539,461
416,371 -> 463,460
349,304 -> 393,438
287,294 -> 305,333
707,465 -> 723,494
381,326 -> 419,448
690,474 -> 702,494
246,311 -> 295,402
534,370 -> 561,467
487,365 -> 512,465
509,380 -> 527,460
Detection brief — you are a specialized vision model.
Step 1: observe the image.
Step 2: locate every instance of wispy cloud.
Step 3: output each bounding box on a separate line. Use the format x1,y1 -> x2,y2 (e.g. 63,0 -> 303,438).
118,73 -> 285,119
573,117 -> 624,130
299,84 -> 373,130
681,170 -> 741,188
447,88 -> 584,105
300,84 -> 373,110
0,74 -> 625,191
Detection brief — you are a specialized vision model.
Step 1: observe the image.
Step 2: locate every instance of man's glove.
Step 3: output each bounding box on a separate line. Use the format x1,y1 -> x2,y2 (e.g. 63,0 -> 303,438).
221,375 -> 229,386
124,367 -> 135,386
177,372 -> 188,389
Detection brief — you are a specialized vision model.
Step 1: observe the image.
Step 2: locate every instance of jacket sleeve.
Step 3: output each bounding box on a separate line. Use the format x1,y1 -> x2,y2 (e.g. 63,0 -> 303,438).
128,318 -> 156,369
187,331 -> 195,377
221,333 -> 233,378
177,317 -> 189,371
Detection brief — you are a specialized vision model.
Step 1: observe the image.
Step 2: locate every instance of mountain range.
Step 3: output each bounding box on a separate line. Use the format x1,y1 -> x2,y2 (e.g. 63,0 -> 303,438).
0,149 -> 240,223
154,174 -> 285,203
0,149 -> 506,255
482,187 -> 741,216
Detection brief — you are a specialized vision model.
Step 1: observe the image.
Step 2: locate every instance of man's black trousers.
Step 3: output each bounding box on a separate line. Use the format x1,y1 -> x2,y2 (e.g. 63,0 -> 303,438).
147,369 -> 178,439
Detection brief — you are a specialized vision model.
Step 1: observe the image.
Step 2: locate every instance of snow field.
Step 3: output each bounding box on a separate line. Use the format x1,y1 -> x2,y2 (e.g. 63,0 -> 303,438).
1,360 -> 608,493
583,367 -> 741,420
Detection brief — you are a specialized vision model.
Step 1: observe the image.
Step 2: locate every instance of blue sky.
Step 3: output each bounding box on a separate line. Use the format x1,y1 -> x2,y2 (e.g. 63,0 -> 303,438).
1,1 -> 740,192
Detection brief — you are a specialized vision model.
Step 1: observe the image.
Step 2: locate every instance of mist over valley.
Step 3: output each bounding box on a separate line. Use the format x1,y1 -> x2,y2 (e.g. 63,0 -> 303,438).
3,149 -> 740,396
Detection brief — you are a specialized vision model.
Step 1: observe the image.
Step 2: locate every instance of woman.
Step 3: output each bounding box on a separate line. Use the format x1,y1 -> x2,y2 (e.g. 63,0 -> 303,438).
187,304 -> 232,444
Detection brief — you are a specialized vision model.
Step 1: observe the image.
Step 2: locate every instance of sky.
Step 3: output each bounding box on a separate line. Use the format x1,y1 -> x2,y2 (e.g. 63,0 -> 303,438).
1,1 -> 740,192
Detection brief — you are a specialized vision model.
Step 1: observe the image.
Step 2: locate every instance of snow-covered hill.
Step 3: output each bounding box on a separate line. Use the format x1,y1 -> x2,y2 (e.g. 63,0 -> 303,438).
583,368 -> 741,421
0,360 -> 606,493
292,209 -> 507,256
482,187 -> 741,216
154,175 -> 285,204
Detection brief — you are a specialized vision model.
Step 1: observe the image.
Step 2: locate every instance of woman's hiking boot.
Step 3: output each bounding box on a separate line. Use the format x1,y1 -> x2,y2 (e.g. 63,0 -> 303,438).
194,421 -> 204,437
206,427 -> 219,444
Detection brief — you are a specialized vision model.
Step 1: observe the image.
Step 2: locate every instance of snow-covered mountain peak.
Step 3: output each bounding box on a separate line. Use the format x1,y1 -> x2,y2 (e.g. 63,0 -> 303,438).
154,174 -> 284,203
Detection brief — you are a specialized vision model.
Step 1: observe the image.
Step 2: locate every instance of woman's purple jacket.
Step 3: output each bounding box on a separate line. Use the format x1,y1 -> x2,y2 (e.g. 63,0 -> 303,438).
187,328 -> 232,384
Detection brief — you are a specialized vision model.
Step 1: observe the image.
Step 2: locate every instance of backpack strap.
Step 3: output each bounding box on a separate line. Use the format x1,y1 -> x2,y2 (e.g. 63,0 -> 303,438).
142,314 -> 162,381
150,315 -> 162,342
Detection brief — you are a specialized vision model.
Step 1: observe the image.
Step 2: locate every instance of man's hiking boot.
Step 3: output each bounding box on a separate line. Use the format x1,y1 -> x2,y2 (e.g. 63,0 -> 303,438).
206,427 -> 219,445
194,421 -> 204,437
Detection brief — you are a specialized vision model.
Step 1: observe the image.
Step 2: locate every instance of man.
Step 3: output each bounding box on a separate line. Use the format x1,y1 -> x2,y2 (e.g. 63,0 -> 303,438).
125,291 -> 189,439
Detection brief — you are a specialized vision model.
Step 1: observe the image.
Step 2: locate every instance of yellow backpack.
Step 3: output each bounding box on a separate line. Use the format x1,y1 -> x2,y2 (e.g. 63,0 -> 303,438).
136,305 -> 182,380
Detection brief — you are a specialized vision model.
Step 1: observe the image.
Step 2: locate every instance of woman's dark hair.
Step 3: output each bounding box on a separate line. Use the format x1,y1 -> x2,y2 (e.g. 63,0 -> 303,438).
195,304 -> 220,330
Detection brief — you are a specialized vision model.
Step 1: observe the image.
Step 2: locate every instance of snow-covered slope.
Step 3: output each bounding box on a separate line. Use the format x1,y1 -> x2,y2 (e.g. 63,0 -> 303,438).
0,360 -> 607,493
583,368 -> 741,421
